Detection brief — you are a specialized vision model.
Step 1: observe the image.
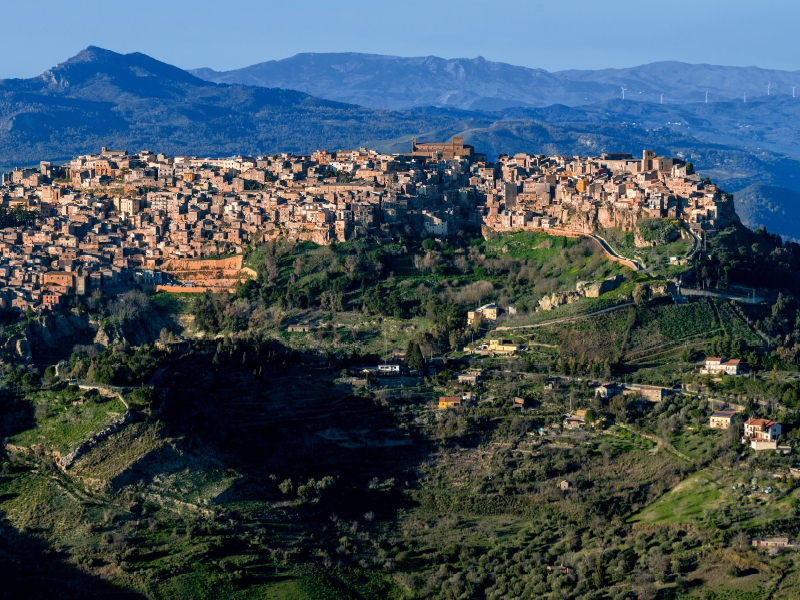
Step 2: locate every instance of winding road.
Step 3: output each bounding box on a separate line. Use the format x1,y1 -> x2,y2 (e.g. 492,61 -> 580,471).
588,233 -> 645,271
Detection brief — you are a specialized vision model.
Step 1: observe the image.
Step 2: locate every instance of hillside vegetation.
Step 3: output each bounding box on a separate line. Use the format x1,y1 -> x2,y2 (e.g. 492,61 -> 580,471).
3,225 -> 800,599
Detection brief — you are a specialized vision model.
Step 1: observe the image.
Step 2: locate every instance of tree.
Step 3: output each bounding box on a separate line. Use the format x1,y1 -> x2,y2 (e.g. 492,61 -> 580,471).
594,555 -> 604,590
680,346 -> 696,363
404,341 -> 424,372
609,395 -> 628,422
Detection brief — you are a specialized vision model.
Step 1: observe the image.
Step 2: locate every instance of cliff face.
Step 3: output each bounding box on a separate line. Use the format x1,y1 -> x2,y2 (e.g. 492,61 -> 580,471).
717,194 -> 741,230
21,308 -> 172,363
93,313 -> 171,348
595,206 -> 640,232
26,312 -> 95,363
29,313 -> 92,348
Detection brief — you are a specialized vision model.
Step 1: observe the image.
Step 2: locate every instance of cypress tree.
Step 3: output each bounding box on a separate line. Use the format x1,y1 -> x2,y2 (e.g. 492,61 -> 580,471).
405,341 -> 424,372
594,555 -> 604,589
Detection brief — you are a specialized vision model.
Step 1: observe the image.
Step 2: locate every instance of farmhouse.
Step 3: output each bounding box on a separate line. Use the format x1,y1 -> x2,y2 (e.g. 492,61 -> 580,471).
457,369 -> 483,385
563,416 -> 585,430
595,383 -> 617,399
513,396 -> 531,410
623,384 -> 670,403
467,303 -> 499,326
701,357 -> 743,376
742,417 -> 781,450
487,339 -> 520,355
636,386 -> 669,403
752,537 -> 792,549
709,410 -> 738,429
438,396 -> 462,409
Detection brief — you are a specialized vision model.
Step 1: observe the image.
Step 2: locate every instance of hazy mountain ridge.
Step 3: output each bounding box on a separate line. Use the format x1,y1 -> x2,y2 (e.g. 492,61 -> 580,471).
0,47 -> 464,168
190,52 -> 800,158
192,53 -> 800,109
190,53 -> 616,110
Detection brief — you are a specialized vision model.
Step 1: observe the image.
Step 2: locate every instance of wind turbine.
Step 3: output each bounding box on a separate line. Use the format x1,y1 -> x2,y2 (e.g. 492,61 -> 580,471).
792,86 -> 797,98
621,86 -> 626,100
660,93 -> 664,104
744,92 -> 746,103
767,82 -> 771,96
705,91 -> 708,104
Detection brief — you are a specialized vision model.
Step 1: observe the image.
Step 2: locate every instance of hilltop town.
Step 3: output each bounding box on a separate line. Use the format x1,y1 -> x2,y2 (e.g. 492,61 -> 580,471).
4,139 -> 800,600
0,138 -> 735,311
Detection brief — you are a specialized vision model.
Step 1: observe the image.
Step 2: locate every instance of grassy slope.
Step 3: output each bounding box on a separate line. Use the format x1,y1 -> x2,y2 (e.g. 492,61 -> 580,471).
6,230 -> 800,599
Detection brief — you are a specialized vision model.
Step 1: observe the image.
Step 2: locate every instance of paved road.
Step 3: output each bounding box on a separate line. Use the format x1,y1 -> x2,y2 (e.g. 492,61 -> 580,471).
541,227 -> 643,271
589,233 -> 645,271
496,302 -> 634,331
684,225 -> 701,260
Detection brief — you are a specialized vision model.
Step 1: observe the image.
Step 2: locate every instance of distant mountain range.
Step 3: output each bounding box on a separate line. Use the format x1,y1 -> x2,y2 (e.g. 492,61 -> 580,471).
0,46 -> 500,167
191,53 -> 800,110
2,47 -> 800,240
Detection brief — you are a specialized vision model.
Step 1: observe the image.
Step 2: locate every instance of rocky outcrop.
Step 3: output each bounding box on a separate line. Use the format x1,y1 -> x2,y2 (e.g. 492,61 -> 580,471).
716,193 -> 741,229
28,312 -> 93,349
93,313 -> 171,347
538,290 -> 584,311
540,275 -> 624,310
14,336 -> 32,362
577,275 -> 623,298
94,322 -> 126,347
596,206 -> 638,231
644,281 -> 678,297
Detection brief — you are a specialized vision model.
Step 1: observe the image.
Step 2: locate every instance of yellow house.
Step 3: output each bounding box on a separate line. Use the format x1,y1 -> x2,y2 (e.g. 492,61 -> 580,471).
709,410 -> 737,429
488,339 -> 520,354
438,396 -> 462,409
468,303 -> 499,326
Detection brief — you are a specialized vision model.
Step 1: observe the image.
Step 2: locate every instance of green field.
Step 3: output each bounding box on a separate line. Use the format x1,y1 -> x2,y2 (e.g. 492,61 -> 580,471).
10,389 -> 127,454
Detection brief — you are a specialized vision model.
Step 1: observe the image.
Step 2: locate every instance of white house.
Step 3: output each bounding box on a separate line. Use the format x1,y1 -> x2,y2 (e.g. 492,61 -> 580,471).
701,357 -> 742,376
742,417 -> 781,450
378,364 -> 400,375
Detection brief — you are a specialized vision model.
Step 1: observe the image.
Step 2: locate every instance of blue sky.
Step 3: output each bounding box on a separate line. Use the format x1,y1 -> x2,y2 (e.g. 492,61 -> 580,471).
1,0 -> 798,78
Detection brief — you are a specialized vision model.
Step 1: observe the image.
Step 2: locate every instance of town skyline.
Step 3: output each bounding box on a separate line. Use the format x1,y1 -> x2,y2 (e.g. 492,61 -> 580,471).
0,137 -> 728,313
